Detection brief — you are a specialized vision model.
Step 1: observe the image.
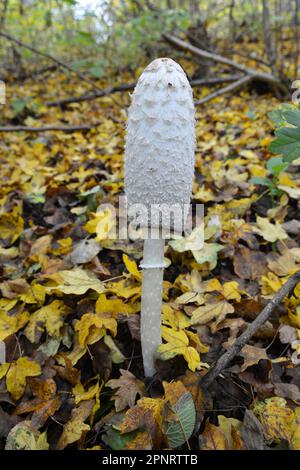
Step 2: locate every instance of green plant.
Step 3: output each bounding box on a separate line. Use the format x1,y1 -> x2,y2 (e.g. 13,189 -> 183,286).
250,103 -> 300,196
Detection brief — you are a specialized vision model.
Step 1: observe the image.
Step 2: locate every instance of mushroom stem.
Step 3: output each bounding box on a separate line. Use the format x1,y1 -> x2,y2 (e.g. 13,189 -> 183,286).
140,237 -> 165,377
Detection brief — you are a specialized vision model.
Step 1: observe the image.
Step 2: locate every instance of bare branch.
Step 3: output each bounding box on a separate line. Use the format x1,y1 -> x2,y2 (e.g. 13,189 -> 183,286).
0,124 -> 99,132
202,270 -> 300,387
195,75 -> 252,105
46,76 -> 242,108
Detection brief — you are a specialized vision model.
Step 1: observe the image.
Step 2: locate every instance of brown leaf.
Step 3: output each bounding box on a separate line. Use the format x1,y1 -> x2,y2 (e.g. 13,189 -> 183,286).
240,345 -> 268,372
199,420 -> 228,450
106,369 -> 145,412
120,397 -> 165,448
233,246 -> 267,280
0,279 -> 30,299
57,400 -> 94,450
179,370 -> 212,430
274,383 -> 300,402
53,355 -> 80,385
125,430 -> 152,450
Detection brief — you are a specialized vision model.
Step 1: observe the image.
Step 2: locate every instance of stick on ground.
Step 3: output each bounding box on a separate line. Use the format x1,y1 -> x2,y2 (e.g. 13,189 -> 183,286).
0,124 -> 99,132
202,270 -> 300,387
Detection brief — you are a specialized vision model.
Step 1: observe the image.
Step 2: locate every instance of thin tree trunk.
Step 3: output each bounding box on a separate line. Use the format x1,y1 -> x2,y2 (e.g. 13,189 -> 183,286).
262,0 -> 277,75
0,0 -> 9,29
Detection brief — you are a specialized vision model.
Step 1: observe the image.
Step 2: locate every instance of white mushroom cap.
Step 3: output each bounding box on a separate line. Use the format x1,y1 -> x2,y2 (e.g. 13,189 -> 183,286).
125,58 -> 195,235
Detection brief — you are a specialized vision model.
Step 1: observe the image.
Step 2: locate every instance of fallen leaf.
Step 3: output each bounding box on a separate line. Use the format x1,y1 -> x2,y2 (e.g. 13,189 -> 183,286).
107,369 -> 145,411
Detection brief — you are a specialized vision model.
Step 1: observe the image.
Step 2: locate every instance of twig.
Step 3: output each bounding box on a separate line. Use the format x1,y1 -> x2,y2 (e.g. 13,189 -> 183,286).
202,270 -> 300,387
46,76 -> 241,108
195,75 -> 252,105
163,33 -> 288,96
0,124 -> 99,132
46,82 -> 135,107
0,32 -> 103,94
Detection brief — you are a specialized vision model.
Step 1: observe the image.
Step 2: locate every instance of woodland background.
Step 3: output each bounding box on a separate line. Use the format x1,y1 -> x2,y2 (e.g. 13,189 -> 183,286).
0,0 -> 300,451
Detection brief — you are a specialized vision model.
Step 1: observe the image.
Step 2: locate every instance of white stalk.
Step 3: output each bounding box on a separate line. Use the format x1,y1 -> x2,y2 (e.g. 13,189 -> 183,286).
140,237 -> 165,377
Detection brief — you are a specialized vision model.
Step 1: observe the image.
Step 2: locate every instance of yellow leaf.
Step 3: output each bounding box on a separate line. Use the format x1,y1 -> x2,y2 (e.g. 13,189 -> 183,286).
162,304 -> 190,330
190,300 -> 234,326
0,308 -> 29,341
260,272 -> 284,296
5,421 -> 49,450
0,206 -> 24,244
84,208 -> 116,241
57,400 -> 94,449
158,326 -> 201,372
96,293 -> 137,316
0,246 -> 19,258
72,380 -> 101,405
24,300 -> 71,343
2,357 -> 41,401
120,396 -> 165,447
253,216 -> 288,243
254,397 -> 295,444
74,313 -> 107,347
44,268 -> 105,295
206,280 -> 241,301
123,254 -> 142,281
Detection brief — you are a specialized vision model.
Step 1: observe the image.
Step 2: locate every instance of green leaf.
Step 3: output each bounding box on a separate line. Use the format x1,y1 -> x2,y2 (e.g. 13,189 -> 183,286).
102,428 -> 138,450
163,392 -> 196,449
266,157 -> 288,176
282,109 -> 300,127
250,176 -> 272,187
269,127 -> 300,162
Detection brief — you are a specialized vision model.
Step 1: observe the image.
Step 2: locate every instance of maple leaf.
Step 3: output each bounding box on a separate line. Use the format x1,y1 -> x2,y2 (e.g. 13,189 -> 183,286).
240,345 -> 268,371
0,207 -> 24,245
74,312 -> 111,347
24,299 -> 72,343
0,307 -> 29,341
0,357 -> 41,401
72,380 -> 101,405
120,397 -> 165,448
84,208 -> 116,241
43,268 -> 105,295
5,421 -> 49,450
15,378 -> 61,428
57,400 -> 94,450
107,369 -> 146,411
252,216 -> 288,242
162,304 -> 190,330
157,326 -> 201,371
190,299 -> 234,326
254,397 -> 299,448
233,246 -> 267,280
123,254 -> 142,282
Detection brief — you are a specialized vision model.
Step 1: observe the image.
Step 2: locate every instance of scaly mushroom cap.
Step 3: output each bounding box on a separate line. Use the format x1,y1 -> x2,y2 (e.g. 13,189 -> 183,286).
125,58 -> 195,233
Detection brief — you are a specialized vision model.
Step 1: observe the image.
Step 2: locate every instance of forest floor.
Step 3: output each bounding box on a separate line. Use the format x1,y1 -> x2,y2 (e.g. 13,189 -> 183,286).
0,55 -> 300,450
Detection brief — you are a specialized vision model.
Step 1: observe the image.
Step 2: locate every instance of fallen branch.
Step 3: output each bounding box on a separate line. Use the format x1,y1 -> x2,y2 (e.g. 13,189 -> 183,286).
0,124 -> 99,132
163,33 -> 289,99
46,75 -> 241,108
0,32 -> 103,94
195,75 -> 252,105
202,270 -> 300,387
46,82 -> 135,107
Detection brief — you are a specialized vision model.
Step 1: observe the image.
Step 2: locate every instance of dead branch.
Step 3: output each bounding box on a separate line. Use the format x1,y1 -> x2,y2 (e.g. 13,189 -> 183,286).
202,270 -> 300,387
0,124 -> 99,132
195,75 -> 252,105
163,33 -> 289,98
46,82 -> 135,107
0,32 -> 103,94
46,76 -> 241,108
